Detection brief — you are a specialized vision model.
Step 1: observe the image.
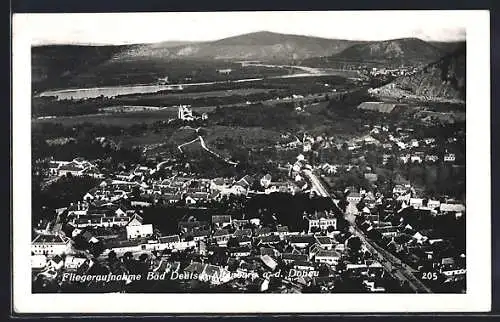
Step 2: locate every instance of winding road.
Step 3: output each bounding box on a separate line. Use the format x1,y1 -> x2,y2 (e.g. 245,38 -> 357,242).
176,128 -> 239,166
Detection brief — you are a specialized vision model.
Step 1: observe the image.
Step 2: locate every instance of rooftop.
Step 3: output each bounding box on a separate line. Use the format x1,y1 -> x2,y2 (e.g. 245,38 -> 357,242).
158,235 -> 180,244
234,229 -> 253,237
315,236 -> 334,245
32,234 -> 69,244
213,229 -> 231,237
212,215 -> 232,224
316,249 -> 341,257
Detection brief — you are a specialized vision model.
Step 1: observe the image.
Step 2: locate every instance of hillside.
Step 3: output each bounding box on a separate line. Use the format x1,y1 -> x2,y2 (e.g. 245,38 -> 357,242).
333,38 -> 444,66
301,38 -> 446,68
429,41 -> 466,54
110,31 -> 361,62
32,31 -> 363,91
373,44 -> 466,102
32,45 -> 133,92
32,42 -> 196,92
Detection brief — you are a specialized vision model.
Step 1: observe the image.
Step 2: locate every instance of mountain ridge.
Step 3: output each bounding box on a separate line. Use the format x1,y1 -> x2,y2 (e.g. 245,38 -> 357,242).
331,37 -> 445,66
110,31 -> 364,62
32,31 -> 462,91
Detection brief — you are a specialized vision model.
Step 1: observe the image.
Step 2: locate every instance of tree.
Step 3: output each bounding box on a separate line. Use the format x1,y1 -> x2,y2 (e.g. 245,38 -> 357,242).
123,251 -> 133,262
73,235 -> 89,250
227,237 -> 239,248
367,229 -> 383,241
310,226 -> 321,234
338,199 -> 348,212
336,260 -> 347,273
90,241 -> 104,257
318,263 -> 330,276
107,250 -> 117,263
347,236 -> 362,253
356,200 -> 366,211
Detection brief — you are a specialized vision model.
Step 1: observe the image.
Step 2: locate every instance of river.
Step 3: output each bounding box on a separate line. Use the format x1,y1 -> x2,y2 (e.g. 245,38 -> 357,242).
38,63 -> 360,100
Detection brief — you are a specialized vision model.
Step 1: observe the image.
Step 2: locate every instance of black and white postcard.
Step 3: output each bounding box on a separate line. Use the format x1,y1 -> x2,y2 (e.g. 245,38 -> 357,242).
12,10 -> 491,313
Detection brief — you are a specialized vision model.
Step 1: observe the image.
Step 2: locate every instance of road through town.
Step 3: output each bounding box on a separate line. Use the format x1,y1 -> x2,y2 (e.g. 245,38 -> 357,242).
302,169 -> 432,293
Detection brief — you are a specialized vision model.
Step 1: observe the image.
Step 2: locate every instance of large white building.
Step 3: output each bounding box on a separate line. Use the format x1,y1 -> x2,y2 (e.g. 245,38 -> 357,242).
55,157 -> 98,177
306,211 -> 337,233
346,192 -> 362,203
126,223 -> 154,240
31,234 -> 72,257
178,105 -> 194,121
314,249 -> 341,266
103,235 -> 196,255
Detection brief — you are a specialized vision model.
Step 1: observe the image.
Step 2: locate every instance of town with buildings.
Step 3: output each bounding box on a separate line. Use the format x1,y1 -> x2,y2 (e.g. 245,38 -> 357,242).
32,102 -> 466,293
30,22 -> 466,294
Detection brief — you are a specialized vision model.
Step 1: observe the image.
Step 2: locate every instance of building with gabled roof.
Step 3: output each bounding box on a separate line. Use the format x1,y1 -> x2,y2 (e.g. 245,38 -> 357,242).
233,228 -> 253,238
260,255 -> 278,271
306,210 -> 337,233
31,234 -> 71,257
288,235 -> 316,248
314,249 -> 341,266
182,229 -> 210,242
281,253 -> 308,264
185,262 -> 232,285
126,223 -> 153,240
212,215 -> 232,227
158,235 -> 180,244
275,225 -> 290,238
213,229 -> 232,246
314,236 -> 335,250
260,247 -> 280,258
254,227 -> 272,237
178,220 -> 209,232
254,234 -> 281,246
234,175 -> 254,190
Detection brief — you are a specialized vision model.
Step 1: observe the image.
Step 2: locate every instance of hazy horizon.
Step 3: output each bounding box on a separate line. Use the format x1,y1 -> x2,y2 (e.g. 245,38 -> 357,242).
16,11 -> 467,46
30,30 -> 467,47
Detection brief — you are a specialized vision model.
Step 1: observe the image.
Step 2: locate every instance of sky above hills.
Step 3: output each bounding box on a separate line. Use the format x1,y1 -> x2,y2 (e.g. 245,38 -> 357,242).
18,11 -> 467,46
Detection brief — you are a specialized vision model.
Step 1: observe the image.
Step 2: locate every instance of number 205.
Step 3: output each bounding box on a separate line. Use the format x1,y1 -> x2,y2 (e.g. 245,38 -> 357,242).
421,272 -> 438,280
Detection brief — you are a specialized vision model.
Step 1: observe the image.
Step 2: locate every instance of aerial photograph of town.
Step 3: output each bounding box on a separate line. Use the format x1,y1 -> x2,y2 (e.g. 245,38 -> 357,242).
29,11 -> 466,294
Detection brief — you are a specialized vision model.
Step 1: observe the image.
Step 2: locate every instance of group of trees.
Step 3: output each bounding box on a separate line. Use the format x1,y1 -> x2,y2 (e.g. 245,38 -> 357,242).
211,103 -> 296,129
401,163 -> 465,200
140,193 -> 338,235
33,96 -> 112,117
32,122 -> 144,169
244,193 -> 335,232
32,174 -> 100,223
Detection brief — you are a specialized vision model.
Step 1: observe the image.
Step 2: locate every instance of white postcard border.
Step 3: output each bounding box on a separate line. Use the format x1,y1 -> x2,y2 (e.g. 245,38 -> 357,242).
12,10 -> 491,313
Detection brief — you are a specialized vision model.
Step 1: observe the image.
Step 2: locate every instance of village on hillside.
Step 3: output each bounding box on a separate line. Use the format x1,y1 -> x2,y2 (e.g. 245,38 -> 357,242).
32,103 -> 466,293
28,15 -> 468,296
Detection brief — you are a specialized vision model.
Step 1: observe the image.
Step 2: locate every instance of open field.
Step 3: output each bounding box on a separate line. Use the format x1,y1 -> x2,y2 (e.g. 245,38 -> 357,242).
32,106 -> 216,127
122,88 -> 276,100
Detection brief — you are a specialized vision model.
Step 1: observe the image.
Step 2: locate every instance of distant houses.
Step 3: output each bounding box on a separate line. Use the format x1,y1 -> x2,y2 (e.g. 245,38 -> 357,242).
49,157 -> 102,178
217,68 -> 232,75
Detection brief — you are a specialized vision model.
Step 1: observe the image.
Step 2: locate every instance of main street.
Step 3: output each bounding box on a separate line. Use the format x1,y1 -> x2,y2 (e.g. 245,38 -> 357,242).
302,169 -> 433,293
